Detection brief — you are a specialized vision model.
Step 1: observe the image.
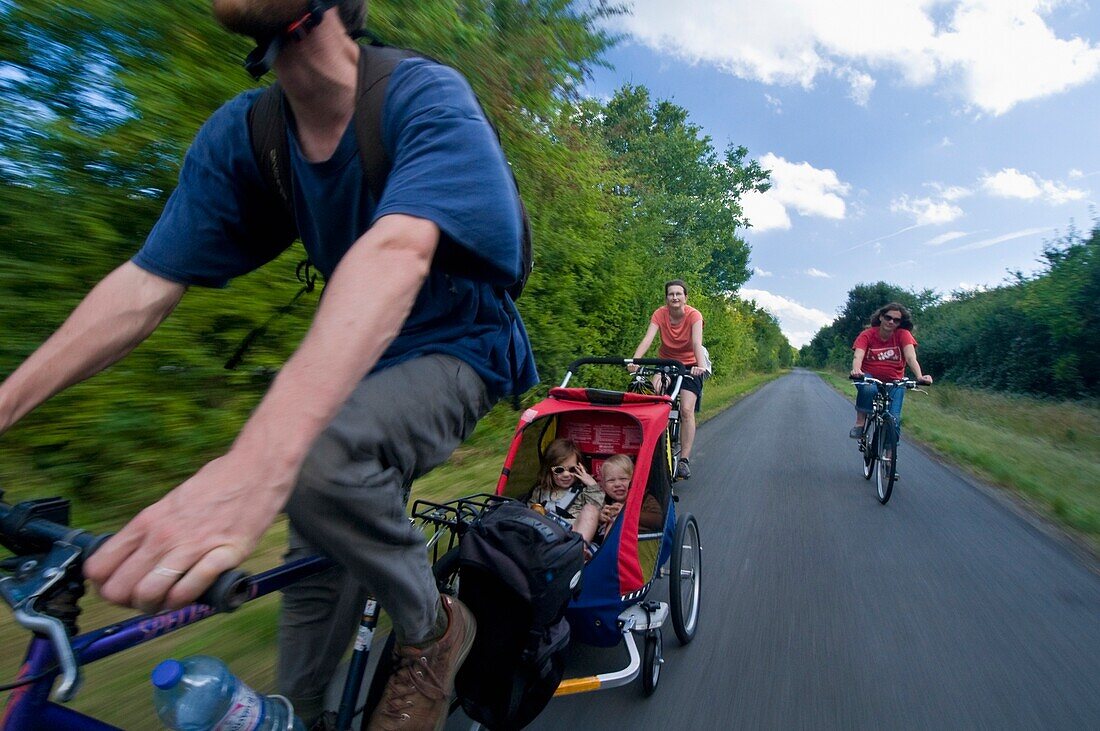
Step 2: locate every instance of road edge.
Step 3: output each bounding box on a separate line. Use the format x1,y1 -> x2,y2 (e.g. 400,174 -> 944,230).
810,369 -> 1100,575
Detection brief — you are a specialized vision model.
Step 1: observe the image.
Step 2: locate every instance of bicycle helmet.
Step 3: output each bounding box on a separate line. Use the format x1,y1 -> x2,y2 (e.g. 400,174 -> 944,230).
212,0 -> 368,78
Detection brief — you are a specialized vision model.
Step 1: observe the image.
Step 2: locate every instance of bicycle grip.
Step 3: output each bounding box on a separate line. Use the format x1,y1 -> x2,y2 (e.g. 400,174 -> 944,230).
197,569 -> 252,613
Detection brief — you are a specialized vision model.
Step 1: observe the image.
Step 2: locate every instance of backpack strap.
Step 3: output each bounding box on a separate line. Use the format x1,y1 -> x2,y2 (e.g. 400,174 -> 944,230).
355,43 -> 532,305
353,44 -> 422,204
247,81 -> 297,232
248,43 -> 421,222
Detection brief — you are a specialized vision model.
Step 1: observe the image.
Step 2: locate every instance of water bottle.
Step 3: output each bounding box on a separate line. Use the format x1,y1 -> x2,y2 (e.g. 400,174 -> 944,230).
152,655 -> 306,731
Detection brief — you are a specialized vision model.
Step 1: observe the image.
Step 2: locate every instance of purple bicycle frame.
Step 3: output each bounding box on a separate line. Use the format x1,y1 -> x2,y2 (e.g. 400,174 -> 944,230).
1,555 -> 333,730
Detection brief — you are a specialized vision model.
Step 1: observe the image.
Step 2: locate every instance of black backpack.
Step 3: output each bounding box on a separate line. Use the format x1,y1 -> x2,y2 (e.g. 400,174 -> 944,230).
456,501 -> 585,730
247,42 -> 534,300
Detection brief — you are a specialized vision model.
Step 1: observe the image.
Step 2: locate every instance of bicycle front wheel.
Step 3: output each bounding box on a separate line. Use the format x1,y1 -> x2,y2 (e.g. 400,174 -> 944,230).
875,417 -> 897,504
861,421 -> 876,480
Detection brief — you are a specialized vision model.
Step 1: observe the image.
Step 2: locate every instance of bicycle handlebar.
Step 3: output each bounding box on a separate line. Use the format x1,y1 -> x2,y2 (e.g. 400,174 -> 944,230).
0,499 -> 109,557
564,356 -> 688,375
0,495 -> 253,702
849,374 -> 929,388
0,497 -> 252,612
559,357 -> 688,402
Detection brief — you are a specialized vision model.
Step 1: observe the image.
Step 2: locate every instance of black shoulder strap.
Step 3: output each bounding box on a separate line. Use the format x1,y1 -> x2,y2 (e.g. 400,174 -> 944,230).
248,82 -> 295,225
353,44 -> 422,203
248,44 -> 420,219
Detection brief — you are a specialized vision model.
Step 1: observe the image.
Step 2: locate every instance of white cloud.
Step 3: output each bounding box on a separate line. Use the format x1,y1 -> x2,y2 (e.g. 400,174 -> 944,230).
752,266 -> 773,277
957,282 -> 988,292
940,136 -> 954,147
740,288 -> 833,347
617,1 -> 1100,114
805,268 -> 832,278
946,1 -> 1100,115
842,68 -> 876,105
1040,180 -> 1088,204
1069,168 -> 1084,179
981,167 -> 1087,203
764,93 -> 783,113
884,259 -> 917,270
742,153 -> 850,232
942,281 -> 991,300
933,184 -> 973,201
891,195 -> 965,225
842,223 -> 923,253
924,230 -> 968,246
982,168 -> 1041,198
741,190 -> 792,232
944,226 -> 1048,253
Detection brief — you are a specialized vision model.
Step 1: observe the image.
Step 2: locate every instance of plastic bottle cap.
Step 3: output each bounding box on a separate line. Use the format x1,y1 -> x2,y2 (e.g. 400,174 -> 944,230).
151,659 -> 184,689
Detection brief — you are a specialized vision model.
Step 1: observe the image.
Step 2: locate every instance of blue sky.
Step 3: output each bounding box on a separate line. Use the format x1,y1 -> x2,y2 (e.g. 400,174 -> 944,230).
585,0 -> 1100,346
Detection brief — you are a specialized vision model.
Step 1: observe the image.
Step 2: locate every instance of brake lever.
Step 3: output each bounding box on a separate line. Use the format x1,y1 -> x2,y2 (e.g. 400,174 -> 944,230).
0,541 -> 84,701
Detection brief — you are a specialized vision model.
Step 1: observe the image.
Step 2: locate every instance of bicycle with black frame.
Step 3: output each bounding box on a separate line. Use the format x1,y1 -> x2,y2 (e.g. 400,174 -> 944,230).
624,359 -> 687,478
849,375 -> 928,504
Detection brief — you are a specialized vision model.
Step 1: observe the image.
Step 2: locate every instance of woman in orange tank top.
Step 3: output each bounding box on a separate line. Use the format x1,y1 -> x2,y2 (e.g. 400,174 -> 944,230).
629,280 -> 707,480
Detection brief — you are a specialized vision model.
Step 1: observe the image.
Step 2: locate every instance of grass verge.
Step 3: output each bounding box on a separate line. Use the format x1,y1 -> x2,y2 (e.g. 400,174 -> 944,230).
0,369 -> 786,728
819,371 -> 1100,551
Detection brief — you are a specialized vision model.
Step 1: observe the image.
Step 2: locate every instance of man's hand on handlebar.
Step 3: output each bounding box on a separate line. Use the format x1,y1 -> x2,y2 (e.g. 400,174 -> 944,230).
690,365 -> 705,378
917,375 -> 933,385
84,450 -> 289,614
626,363 -> 640,374
850,370 -> 864,380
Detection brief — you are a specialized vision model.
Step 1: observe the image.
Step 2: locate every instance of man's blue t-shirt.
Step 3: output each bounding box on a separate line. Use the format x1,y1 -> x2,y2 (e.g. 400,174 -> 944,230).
133,58 -> 537,398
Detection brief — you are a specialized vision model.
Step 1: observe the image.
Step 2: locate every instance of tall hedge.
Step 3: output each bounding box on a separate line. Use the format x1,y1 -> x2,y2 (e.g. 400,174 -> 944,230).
800,224 -> 1100,399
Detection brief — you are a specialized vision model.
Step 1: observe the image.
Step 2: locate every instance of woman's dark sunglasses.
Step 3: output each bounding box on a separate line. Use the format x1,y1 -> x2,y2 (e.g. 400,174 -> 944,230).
882,314 -> 902,323
551,465 -> 578,475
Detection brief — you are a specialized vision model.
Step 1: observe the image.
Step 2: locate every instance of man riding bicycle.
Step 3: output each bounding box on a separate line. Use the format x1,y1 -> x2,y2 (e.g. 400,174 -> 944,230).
0,2 -> 537,728
849,302 -> 932,445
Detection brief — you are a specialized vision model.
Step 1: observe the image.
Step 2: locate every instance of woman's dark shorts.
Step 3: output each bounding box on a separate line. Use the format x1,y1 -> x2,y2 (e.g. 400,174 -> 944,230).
680,374 -> 703,412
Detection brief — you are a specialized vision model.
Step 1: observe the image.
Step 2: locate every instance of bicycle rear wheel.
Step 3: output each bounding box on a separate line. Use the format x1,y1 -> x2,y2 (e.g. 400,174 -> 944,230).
875,416 -> 897,504
432,547 -> 461,597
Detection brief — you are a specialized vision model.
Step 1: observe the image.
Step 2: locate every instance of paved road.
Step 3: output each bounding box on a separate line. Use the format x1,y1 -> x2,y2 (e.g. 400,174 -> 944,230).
491,369 -> 1100,730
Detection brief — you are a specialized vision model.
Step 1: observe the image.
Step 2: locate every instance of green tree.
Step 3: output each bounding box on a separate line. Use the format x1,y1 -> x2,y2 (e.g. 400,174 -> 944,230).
919,224 -> 1100,397
803,224 -> 1100,399
800,281 -> 939,370
584,85 -> 769,296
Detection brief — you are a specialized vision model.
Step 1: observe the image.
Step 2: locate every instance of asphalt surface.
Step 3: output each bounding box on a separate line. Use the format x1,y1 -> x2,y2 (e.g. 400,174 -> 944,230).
448,369 -> 1100,730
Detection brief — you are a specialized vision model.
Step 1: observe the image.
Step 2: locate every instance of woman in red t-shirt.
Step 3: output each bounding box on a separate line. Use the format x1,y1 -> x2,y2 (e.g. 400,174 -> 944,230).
849,302 -> 933,440
630,280 -> 707,479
